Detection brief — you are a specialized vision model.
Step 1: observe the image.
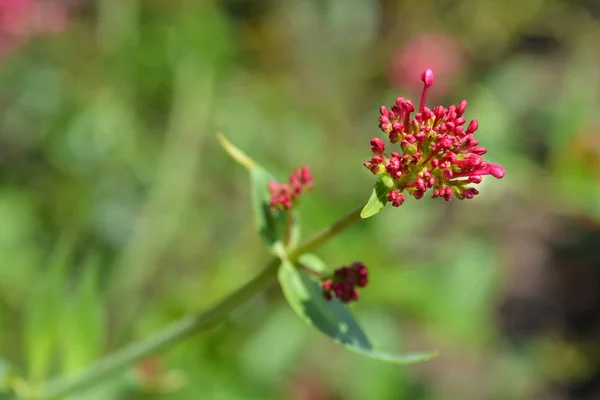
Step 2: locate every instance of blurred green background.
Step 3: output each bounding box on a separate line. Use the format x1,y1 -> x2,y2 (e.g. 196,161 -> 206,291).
1,0 -> 600,399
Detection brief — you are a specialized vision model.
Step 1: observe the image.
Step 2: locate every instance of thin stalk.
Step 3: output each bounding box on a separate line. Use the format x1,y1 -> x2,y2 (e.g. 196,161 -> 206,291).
33,204 -> 364,399
290,204 -> 363,256
283,211 -> 293,247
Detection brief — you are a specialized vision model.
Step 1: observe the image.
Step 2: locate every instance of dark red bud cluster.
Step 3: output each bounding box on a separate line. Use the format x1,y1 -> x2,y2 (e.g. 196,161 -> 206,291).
322,262 -> 369,303
268,166 -> 313,210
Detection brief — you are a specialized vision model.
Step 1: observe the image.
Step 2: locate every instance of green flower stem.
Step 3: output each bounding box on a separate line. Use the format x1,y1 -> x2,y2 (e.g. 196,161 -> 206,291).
291,204 -> 363,256
283,211 -> 294,247
33,204 -> 364,399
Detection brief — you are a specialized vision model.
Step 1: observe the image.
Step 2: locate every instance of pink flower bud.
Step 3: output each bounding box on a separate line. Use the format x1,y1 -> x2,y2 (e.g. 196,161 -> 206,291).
370,138 -> 386,155
421,68 -> 435,87
468,175 -> 483,184
489,164 -> 505,179
457,100 -> 468,116
462,188 -> 479,199
268,166 -> 314,210
433,106 -> 446,119
454,117 -> 466,126
470,146 -> 487,155
403,100 -> 415,113
386,190 -> 405,207
466,120 -> 479,134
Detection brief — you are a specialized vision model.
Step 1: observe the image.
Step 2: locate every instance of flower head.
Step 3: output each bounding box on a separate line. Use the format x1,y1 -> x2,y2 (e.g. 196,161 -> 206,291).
321,262 -> 369,303
269,166 -> 313,210
364,69 -> 505,206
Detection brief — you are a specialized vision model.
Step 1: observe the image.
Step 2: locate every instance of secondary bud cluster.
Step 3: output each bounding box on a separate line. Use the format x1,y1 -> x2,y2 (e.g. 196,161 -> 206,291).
321,262 -> 369,303
364,69 -> 505,206
268,166 -> 313,210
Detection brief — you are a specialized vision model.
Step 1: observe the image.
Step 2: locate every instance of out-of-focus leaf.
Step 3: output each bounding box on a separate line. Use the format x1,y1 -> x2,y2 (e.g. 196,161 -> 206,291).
25,234 -> 76,382
61,253 -> 106,373
0,359 -> 18,397
217,133 -> 290,253
278,254 -> 437,364
361,175 -> 393,219
548,52 -> 600,221
240,305 -> 308,384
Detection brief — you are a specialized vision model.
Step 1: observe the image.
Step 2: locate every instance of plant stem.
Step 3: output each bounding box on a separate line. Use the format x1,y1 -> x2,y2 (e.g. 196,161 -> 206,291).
33,205 -> 364,399
283,211 -> 293,247
290,204 -> 363,256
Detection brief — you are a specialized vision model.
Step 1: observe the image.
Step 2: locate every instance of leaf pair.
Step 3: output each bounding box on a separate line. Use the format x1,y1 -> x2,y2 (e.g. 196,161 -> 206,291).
218,133 -> 436,364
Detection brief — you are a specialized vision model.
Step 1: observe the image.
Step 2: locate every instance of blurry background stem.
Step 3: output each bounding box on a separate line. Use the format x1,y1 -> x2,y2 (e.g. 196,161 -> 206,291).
32,205 -> 365,399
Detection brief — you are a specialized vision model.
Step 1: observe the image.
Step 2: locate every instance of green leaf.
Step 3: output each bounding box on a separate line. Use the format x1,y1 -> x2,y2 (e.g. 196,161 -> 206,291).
217,133 -> 289,252
61,253 -> 106,373
0,359 -> 17,394
361,175 -> 394,219
25,234 -> 76,382
278,255 -> 437,364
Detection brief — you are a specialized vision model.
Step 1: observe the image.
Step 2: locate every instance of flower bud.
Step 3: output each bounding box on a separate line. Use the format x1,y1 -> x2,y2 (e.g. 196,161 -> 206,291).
466,120 -> 479,134
370,138 -> 386,155
421,68 -> 435,87
457,100 -> 468,116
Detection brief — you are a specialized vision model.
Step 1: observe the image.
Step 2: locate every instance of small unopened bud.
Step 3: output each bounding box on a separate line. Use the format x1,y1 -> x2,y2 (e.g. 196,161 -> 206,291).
462,188 -> 479,199
489,164 -> 505,179
468,175 -> 483,184
386,189 -> 405,207
370,138 -> 385,155
421,68 -> 435,88
466,120 -> 479,134
457,100 -> 468,116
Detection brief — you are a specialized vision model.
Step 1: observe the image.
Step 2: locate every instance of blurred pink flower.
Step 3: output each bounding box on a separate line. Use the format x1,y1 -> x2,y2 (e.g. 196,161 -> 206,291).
389,33 -> 465,98
0,0 -> 71,59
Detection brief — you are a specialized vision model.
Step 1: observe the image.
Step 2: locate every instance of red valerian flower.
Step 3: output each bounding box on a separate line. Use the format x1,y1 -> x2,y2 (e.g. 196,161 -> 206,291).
364,69 -> 505,206
268,166 -> 313,210
321,262 -> 369,303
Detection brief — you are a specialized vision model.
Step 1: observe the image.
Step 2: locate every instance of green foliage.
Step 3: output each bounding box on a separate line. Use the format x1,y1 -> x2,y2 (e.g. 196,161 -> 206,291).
220,135 -> 435,363
25,235 -> 75,382
1,0 -> 599,398
60,254 -> 106,373
218,133 -> 288,254
278,254 -> 436,364
361,175 -> 394,219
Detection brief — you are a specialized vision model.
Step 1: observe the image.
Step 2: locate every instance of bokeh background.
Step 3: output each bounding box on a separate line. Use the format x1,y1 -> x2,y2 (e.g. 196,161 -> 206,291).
1,0 -> 600,399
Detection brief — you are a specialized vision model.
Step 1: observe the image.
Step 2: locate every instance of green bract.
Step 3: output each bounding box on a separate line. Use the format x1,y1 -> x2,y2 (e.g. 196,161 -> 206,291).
361,174 -> 394,219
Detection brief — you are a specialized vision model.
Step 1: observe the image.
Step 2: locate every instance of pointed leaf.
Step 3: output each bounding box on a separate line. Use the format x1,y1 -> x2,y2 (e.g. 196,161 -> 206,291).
361,175 -> 394,219
61,253 -> 105,373
278,255 -> 437,364
217,133 -> 289,251
26,234 -> 76,381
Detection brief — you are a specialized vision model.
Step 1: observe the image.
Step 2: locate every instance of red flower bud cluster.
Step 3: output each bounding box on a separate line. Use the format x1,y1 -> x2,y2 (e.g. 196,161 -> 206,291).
268,166 -> 313,210
321,262 -> 369,303
364,69 -> 505,206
